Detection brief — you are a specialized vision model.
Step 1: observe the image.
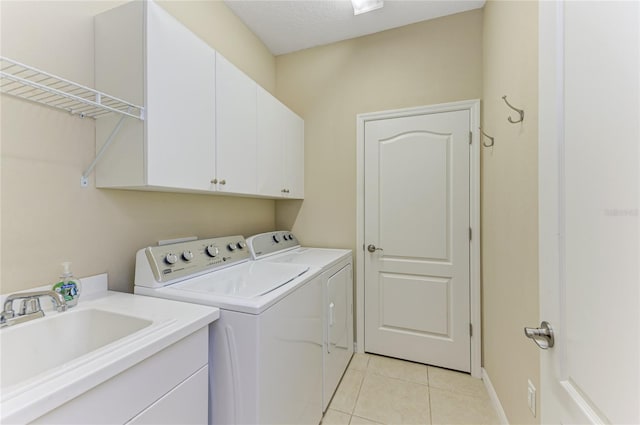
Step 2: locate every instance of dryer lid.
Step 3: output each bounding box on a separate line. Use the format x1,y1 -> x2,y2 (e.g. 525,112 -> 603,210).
263,248 -> 351,269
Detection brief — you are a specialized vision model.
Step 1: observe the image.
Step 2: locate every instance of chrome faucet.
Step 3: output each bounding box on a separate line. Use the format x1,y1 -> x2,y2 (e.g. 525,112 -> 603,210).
0,290 -> 67,327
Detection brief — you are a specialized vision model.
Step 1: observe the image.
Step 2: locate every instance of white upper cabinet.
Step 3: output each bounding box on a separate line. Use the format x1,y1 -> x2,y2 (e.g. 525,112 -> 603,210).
94,1 -> 303,199
95,0 -> 216,192
257,87 -> 304,199
215,53 -> 257,195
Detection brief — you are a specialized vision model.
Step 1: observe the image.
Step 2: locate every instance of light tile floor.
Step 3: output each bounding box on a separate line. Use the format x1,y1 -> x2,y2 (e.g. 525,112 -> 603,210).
322,353 -> 499,425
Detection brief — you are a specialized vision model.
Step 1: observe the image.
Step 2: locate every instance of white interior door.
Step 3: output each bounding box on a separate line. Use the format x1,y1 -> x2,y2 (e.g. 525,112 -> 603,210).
538,2 -> 639,423
364,108 -> 471,372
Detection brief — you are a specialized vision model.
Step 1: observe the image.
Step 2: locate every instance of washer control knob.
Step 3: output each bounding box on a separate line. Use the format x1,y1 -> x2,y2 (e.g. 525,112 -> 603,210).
182,250 -> 194,262
165,253 -> 178,265
273,234 -> 281,243
227,243 -> 237,251
288,234 -> 294,241
237,241 -> 247,250
206,245 -> 219,257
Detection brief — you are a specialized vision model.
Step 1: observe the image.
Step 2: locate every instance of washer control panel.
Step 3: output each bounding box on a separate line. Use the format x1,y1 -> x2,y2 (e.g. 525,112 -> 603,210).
247,231 -> 299,259
142,235 -> 250,284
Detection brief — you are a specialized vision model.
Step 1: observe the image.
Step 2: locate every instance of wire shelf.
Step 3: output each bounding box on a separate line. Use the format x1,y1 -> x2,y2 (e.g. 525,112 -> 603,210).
0,56 -> 144,120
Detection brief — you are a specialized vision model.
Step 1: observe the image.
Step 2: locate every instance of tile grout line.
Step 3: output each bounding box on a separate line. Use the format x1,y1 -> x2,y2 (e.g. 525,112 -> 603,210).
427,366 -> 434,425
351,358 -> 368,416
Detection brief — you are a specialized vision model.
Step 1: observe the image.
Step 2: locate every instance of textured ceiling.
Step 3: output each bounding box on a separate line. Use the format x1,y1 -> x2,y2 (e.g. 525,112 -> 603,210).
224,0 -> 486,55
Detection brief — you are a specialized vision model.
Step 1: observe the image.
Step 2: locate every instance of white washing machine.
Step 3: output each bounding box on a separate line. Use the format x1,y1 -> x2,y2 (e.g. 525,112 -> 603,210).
133,235 -> 323,425
246,231 -> 353,411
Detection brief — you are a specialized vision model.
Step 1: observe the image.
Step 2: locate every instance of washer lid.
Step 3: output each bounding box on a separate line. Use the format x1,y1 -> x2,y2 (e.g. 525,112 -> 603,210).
172,261 -> 310,298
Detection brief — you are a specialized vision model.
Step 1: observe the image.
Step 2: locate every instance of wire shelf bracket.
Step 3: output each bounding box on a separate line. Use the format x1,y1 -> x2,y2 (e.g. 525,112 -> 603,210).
0,56 -> 145,187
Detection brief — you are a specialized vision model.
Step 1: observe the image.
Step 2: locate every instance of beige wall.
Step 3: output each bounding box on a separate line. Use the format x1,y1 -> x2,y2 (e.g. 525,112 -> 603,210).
0,1 -> 276,293
275,9 -> 483,249
481,1 -> 539,423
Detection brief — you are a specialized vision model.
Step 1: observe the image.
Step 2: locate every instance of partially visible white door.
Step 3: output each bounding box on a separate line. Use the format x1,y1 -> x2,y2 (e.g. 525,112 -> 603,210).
538,2 -> 639,423
364,108 -> 471,372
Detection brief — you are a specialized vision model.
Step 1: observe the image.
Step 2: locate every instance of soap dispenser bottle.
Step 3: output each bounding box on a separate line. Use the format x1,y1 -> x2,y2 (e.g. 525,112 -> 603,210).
52,262 -> 81,307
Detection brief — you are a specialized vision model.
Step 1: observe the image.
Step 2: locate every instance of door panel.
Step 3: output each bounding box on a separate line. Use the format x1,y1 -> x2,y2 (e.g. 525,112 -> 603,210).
379,132 -> 450,260
364,110 -> 470,372
380,273 -> 449,335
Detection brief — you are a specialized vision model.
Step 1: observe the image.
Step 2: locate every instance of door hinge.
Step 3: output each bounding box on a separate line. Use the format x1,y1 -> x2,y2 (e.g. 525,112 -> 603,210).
469,323 -> 473,337
469,227 -> 472,241
469,131 -> 473,145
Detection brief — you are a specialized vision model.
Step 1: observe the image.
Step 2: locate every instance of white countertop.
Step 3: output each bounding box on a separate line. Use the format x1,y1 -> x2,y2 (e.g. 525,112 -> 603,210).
0,274 -> 219,424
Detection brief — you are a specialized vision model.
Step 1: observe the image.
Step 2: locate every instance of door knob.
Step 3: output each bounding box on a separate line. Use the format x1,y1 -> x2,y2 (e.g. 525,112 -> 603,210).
524,321 -> 554,349
367,244 -> 383,253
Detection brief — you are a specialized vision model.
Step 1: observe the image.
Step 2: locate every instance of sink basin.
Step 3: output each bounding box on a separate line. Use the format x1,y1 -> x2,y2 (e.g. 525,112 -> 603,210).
1,308 -> 152,390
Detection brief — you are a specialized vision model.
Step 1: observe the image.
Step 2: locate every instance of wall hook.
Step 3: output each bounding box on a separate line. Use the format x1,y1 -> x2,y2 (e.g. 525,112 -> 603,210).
480,127 -> 494,147
502,95 -> 524,124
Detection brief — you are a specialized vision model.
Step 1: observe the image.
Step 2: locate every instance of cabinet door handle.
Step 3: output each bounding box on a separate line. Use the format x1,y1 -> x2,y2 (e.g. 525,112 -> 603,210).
281,188 -> 289,194
211,178 -> 218,184
219,179 -> 226,185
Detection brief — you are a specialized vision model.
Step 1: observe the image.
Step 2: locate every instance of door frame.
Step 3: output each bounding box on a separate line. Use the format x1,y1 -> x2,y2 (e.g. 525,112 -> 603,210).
355,100 -> 481,378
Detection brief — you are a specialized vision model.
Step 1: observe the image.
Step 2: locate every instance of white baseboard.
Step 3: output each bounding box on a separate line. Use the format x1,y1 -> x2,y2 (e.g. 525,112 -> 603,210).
482,367 -> 509,425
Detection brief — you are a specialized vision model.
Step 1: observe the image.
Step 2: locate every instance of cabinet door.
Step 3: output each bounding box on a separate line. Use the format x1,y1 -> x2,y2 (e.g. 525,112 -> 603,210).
145,1 -> 216,191
127,366 -> 208,425
215,53 -> 257,195
283,109 -> 304,199
257,87 -> 286,197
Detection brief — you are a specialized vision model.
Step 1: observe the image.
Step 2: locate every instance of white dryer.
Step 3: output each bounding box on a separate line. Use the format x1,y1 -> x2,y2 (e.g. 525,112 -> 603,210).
247,231 -> 353,411
134,235 -> 323,425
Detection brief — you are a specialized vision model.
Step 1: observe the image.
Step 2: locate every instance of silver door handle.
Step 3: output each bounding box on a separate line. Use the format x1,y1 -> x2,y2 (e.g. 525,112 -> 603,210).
524,321 -> 554,349
367,244 -> 383,253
